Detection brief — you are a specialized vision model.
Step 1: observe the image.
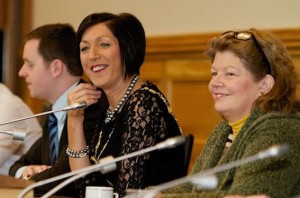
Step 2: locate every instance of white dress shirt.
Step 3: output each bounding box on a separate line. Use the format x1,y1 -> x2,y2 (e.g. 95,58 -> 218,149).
0,83 -> 42,175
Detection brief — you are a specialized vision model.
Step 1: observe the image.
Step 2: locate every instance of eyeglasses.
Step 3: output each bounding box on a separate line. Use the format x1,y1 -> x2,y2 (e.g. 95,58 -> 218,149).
221,31 -> 273,76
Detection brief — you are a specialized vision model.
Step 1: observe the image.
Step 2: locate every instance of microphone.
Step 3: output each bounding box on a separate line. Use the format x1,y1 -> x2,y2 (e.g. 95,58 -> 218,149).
127,144 -> 289,198
0,129 -> 26,141
60,101 -> 88,111
17,136 -> 185,198
0,101 -> 87,126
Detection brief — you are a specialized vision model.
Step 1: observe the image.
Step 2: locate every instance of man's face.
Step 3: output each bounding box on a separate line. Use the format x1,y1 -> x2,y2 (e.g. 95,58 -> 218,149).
19,39 -> 53,101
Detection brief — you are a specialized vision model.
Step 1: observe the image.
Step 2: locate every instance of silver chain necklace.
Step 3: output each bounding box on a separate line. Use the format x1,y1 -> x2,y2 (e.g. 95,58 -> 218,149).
104,75 -> 139,123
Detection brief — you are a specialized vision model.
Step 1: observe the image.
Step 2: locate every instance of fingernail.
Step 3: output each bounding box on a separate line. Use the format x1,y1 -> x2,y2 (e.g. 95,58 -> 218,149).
23,175 -> 31,180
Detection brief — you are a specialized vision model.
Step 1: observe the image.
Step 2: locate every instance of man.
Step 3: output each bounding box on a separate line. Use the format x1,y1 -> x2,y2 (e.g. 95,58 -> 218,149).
9,24 -> 106,196
0,83 -> 41,175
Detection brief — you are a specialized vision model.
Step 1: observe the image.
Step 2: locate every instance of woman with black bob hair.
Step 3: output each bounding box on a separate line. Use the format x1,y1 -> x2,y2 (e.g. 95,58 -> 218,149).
66,12 -> 185,197
75,12 -> 146,78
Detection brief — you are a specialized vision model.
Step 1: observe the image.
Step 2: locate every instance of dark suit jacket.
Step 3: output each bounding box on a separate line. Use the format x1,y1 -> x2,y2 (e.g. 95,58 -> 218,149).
9,89 -> 108,197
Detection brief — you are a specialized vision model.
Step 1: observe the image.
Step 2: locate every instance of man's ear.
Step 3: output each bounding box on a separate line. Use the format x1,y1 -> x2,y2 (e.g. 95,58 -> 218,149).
49,59 -> 64,78
259,74 -> 274,94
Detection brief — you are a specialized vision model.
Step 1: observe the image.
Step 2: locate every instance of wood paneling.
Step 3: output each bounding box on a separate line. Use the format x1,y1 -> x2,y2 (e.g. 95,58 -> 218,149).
0,0 -> 7,28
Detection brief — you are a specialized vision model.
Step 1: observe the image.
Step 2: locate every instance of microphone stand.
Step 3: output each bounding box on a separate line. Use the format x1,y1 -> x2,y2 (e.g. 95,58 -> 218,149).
0,129 -> 26,141
17,136 -> 185,198
0,101 -> 87,126
126,144 -> 290,198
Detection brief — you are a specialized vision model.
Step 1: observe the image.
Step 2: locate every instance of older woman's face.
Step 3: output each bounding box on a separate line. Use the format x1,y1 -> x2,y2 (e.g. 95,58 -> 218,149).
79,23 -> 122,90
208,51 -> 262,122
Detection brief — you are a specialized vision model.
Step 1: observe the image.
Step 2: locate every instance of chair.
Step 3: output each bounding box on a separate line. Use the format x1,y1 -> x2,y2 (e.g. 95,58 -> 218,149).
183,134 -> 194,175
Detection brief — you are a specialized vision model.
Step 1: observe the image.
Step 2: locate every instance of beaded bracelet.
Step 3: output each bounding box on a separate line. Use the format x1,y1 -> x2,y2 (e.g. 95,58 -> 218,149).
66,146 -> 89,158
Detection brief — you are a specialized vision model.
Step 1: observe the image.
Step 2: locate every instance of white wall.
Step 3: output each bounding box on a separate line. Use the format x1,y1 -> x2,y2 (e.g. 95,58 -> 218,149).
33,0 -> 300,36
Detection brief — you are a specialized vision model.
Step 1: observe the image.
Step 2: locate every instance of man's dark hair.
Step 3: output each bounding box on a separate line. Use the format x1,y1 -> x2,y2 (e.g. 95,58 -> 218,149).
26,23 -> 82,76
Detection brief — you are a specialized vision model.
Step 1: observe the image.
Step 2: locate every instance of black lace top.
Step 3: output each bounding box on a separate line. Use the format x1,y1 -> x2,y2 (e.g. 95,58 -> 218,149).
75,82 -> 185,197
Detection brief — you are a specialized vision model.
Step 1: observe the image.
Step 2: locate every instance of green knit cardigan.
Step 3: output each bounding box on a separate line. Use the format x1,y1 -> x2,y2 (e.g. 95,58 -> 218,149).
162,108 -> 300,198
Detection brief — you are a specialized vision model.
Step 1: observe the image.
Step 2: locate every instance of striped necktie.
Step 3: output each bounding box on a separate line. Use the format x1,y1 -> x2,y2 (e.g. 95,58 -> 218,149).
49,113 -> 58,165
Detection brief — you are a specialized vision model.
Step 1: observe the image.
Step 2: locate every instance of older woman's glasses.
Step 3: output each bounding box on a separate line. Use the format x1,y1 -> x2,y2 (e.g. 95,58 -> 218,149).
221,31 -> 273,75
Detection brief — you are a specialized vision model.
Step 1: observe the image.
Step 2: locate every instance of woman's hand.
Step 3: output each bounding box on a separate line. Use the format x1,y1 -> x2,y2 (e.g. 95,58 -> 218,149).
66,83 -> 101,170
67,83 -> 101,120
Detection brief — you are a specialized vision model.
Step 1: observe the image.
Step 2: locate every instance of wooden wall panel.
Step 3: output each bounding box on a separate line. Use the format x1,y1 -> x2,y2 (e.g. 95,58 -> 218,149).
292,58 -> 300,99
164,60 -> 219,138
140,61 -> 165,93
0,0 -> 7,28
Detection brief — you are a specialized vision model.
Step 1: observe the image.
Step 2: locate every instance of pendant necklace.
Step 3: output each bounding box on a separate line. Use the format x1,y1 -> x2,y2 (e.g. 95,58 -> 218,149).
91,75 -> 139,163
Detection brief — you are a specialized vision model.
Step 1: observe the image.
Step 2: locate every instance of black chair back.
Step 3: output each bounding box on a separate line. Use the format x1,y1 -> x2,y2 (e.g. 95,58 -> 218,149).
183,134 -> 194,175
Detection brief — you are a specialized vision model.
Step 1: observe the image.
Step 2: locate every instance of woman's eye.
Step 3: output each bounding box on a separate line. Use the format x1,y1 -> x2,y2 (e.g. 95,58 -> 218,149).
226,72 -> 235,76
100,42 -> 111,48
80,46 -> 89,52
211,72 -> 217,76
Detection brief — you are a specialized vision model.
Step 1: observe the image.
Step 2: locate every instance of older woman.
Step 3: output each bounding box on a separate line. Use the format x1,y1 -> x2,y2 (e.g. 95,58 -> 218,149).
66,12 -> 185,197
159,29 -> 300,198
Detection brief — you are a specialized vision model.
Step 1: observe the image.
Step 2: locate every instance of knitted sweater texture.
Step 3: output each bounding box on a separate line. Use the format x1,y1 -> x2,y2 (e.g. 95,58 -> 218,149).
162,108 -> 300,198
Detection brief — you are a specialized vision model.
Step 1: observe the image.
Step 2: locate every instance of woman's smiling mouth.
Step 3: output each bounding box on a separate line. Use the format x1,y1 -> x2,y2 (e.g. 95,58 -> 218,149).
91,64 -> 107,72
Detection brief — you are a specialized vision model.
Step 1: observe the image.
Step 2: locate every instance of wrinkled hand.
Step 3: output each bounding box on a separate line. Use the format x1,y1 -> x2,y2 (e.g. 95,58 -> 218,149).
67,83 -> 101,119
22,165 -> 51,180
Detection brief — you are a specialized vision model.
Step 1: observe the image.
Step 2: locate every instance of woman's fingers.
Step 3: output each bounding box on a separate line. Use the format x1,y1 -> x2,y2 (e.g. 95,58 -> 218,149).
68,83 -> 101,106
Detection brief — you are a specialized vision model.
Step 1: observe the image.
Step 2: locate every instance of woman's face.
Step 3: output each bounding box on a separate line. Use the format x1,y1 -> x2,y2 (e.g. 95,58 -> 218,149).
79,23 -> 122,90
208,51 -> 263,122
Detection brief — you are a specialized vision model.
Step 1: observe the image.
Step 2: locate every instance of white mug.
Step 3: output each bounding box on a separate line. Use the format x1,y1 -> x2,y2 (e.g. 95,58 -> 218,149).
85,186 -> 119,198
